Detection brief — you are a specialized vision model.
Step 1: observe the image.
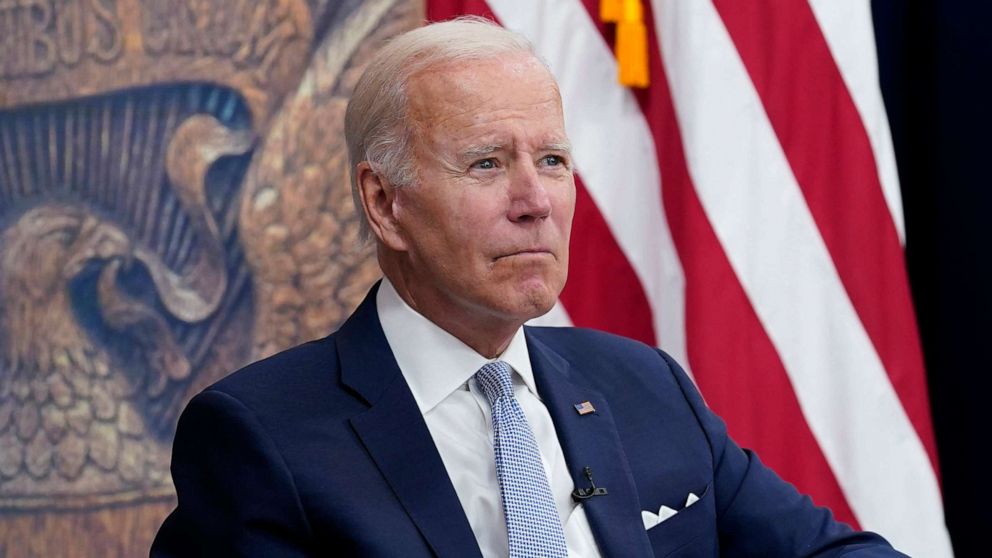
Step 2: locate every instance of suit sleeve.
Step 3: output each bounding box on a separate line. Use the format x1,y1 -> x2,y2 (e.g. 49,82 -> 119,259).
151,389 -> 314,557
656,350 -> 908,557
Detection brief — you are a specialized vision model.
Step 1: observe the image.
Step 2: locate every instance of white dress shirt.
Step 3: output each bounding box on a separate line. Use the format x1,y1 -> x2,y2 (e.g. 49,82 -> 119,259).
376,279 -> 602,558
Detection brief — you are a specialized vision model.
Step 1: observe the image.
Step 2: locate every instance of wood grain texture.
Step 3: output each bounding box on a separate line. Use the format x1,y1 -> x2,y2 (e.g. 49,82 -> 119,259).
0,500 -> 173,557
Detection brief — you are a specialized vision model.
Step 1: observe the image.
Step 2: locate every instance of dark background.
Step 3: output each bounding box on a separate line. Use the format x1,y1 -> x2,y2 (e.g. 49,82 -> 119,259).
873,1 -> 992,555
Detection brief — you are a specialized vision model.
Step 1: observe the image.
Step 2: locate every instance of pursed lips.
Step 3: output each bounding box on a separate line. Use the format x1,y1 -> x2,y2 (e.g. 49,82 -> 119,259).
493,248 -> 555,261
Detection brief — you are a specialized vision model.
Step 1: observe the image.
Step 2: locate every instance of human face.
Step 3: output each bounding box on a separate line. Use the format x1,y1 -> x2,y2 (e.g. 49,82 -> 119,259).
388,53 -> 575,343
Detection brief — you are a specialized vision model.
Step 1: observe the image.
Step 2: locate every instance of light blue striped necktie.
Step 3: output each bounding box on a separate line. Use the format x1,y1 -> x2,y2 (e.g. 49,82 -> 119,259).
475,360 -> 568,558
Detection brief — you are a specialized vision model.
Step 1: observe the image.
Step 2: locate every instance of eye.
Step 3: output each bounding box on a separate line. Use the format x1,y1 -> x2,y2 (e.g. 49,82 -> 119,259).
472,158 -> 498,170
540,154 -> 566,167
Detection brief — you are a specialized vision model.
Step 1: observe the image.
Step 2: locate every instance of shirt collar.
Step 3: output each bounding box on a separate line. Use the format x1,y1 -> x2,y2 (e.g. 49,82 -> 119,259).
376,277 -> 537,415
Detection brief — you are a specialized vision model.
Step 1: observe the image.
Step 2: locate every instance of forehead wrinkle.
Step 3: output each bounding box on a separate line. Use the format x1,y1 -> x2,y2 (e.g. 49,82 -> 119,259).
407,64 -> 562,130
404,55 -> 569,170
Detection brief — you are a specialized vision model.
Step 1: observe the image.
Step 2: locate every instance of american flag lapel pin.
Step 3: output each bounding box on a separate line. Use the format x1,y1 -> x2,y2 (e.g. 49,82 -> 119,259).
574,401 -> 596,415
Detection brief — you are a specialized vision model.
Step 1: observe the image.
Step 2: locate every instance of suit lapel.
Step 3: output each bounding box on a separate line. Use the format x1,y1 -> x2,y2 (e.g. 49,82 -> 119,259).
527,330 -> 654,558
338,284 -> 482,558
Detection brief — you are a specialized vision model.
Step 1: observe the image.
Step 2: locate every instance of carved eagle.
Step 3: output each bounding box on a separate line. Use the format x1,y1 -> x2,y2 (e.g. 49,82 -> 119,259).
0,112 -> 251,503
0,204 -> 172,495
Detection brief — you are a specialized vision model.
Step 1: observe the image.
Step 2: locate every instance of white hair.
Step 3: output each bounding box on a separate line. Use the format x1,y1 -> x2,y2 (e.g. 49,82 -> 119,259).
344,16 -> 545,240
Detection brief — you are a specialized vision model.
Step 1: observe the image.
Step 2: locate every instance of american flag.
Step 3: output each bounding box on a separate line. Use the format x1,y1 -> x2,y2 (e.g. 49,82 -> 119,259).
573,401 -> 596,415
428,0 -> 951,555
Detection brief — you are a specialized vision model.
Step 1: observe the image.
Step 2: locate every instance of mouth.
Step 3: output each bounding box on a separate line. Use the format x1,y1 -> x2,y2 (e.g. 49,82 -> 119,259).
494,248 -> 555,261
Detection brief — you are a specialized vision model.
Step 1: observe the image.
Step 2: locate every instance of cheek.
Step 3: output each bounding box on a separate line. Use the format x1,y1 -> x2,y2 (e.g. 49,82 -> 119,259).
429,211 -> 494,270
444,198 -> 505,240
396,189 -> 462,245
553,183 -> 576,232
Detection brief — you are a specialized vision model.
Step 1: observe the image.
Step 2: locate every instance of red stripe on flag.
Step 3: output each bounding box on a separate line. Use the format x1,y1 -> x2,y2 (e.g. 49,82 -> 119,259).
561,175 -> 657,345
710,0 -> 940,476
427,0 -> 497,21
574,0 -> 860,526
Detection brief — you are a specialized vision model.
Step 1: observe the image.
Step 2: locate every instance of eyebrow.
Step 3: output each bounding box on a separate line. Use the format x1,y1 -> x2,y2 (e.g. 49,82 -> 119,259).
542,141 -> 573,154
461,141 -> 573,159
462,144 -> 502,159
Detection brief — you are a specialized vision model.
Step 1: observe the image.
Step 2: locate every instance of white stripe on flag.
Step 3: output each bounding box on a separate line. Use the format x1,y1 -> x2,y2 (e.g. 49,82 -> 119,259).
807,0 -> 906,243
652,1 -> 950,555
487,0 -> 690,367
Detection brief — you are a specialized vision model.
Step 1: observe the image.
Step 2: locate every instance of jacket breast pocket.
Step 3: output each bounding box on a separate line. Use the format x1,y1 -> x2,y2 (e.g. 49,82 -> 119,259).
645,483 -> 718,557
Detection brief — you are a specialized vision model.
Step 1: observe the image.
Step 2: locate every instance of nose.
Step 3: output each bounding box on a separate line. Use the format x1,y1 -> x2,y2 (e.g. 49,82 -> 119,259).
507,163 -> 552,223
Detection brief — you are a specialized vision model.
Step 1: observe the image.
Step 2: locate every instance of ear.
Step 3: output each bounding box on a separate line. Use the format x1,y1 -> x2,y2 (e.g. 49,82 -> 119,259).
356,161 -> 408,251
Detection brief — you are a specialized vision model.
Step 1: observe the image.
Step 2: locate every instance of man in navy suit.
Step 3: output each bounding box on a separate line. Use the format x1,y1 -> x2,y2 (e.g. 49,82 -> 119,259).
152,18 -> 906,557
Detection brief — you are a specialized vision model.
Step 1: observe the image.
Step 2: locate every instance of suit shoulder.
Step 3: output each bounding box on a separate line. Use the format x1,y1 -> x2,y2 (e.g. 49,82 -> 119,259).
207,333 -> 340,404
525,326 -> 683,395
526,325 -> 662,363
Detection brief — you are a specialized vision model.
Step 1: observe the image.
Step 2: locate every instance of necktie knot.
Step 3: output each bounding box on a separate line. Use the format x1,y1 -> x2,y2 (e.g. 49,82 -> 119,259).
475,360 -> 515,405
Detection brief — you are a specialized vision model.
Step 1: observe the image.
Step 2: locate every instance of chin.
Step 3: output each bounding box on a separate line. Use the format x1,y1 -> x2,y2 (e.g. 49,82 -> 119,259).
508,279 -> 561,320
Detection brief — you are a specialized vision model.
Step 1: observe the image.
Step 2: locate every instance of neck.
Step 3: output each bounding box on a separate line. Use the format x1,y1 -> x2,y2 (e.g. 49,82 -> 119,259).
381,263 -> 520,359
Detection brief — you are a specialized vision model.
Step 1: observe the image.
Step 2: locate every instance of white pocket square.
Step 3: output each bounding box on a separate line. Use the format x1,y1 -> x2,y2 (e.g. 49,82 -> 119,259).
642,492 -> 700,530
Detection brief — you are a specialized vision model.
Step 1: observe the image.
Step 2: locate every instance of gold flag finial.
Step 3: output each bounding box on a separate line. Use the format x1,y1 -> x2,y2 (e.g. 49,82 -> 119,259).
602,0 -> 649,88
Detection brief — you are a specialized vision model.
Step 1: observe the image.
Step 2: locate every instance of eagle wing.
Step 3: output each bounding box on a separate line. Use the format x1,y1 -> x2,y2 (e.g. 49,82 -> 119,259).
239,0 -> 417,359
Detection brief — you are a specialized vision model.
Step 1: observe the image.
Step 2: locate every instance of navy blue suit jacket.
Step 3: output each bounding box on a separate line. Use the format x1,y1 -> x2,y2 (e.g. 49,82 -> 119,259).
152,285 -> 904,557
